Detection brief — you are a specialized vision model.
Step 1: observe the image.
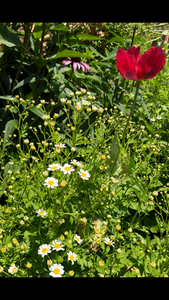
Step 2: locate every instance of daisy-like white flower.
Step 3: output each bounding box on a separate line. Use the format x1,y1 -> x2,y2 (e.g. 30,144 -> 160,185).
70,159 -> 80,166
78,169 -> 90,180
150,118 -> 156,122
8,264 -> 19,275
49,263 -> 65,278
38,244 -> 51,257
47,164 -> 61,171
51,240 -> 65,251
74,234 -> 83,244
61,57 -> 90,73
67,251 -> 77,265
36,209 -> 47,217
44,177 -> 58,188
104,237 -> 115,247
55,143 -> 66,149
60,163 -> 75,175
157,116 -> 162,120
81,99 -> 91,106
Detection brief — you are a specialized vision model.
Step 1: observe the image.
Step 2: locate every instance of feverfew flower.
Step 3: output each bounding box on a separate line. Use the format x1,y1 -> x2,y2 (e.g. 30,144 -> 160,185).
67,251 -> 77,265
55,143 -> 66,149
82,99 -> 91,106
8,264 -> 19,275
150,118 -> 156,122
44,177 -> 58,188
47,164 -> 61,171
49,263 -> 65,277
157,116 -> 162,120
70,159 -> 80,166
78,169 -> 90,180
38,244 -> 51,257
36,209 -> 47,217
104,237 -> 115,247
74,234 -> 83,244
60,163 -> 75,175
51,240 -> 65,251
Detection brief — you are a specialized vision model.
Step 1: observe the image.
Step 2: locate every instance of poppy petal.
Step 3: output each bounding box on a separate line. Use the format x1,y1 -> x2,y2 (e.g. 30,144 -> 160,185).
116,48 -> 137,80
127,46 -> 141,59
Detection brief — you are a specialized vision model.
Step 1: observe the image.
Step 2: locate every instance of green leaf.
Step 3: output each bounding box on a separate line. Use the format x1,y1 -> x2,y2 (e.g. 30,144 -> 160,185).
0,23 -> 22,47
76,33 -> 104,40
27,106 -> 44,119
75,72 -> 102,83
49,24 -> 68,31
56,49 -> 91,59
106,33 -> 126,46
12,74 -> 45,91
101,47 -> 118,61
2,119 -> 19,152
32,25 -> 43,39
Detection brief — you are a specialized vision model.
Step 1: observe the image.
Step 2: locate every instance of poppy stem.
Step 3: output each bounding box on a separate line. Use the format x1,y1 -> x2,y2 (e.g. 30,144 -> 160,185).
122,80 -> 140,147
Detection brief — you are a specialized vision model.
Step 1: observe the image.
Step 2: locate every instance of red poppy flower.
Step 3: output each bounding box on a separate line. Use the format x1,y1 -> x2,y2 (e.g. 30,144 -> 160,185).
116,46 -> 166,80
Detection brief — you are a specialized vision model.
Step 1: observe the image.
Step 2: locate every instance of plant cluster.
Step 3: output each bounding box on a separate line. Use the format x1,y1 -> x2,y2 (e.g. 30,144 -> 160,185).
0,22 -> 169,277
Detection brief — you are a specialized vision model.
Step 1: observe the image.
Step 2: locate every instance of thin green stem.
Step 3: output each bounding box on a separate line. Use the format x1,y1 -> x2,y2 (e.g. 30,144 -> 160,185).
122,80 -> 140,147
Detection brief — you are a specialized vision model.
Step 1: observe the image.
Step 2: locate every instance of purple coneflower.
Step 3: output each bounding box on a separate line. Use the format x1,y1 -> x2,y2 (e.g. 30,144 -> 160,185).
61,57 -> 90,72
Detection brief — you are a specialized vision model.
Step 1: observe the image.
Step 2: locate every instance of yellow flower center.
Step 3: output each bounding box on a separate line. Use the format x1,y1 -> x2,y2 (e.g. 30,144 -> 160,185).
42,248 -> 48,253
53,268 -> 60,275
95,228 -> 100,234
107,241 -> 111,245
48,180 -> 54,186
81,172 -> 86,178
13,267 -> 16,273
39,212 -> 44,215
70,255 -> 74,261
64,167 -> 70,171
51,166 -> 58,170
76,237 -> 80,242
54,243 -> 61,249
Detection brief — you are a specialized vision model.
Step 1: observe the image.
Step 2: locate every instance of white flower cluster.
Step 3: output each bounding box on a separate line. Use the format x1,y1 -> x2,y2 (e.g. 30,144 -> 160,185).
43,148 -> 90,188
37,234 -> 83,277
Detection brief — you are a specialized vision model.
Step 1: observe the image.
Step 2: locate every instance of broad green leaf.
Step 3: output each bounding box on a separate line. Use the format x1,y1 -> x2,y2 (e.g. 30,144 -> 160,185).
75,72 -> 102,83
106,33 -> 126,46
101,47 -> 118,61
76,33 -> 104,40
27,106 -> 44,119
2,119 -> 19,153
12,74 -> 45,91
56,49 -> 91,59
32,25 -> 43,39
49,24 -> 68,31
0,23 -> 22,47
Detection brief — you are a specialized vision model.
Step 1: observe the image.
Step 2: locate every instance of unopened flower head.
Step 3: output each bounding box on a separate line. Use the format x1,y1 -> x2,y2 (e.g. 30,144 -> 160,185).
47,164 -> 61,171
49,263 -> 65,277
51,240 -> 65,251
36,209 -> 47,217
38,244 -> 51,257
44,177 -> 58,188
67,251 -> 77,265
